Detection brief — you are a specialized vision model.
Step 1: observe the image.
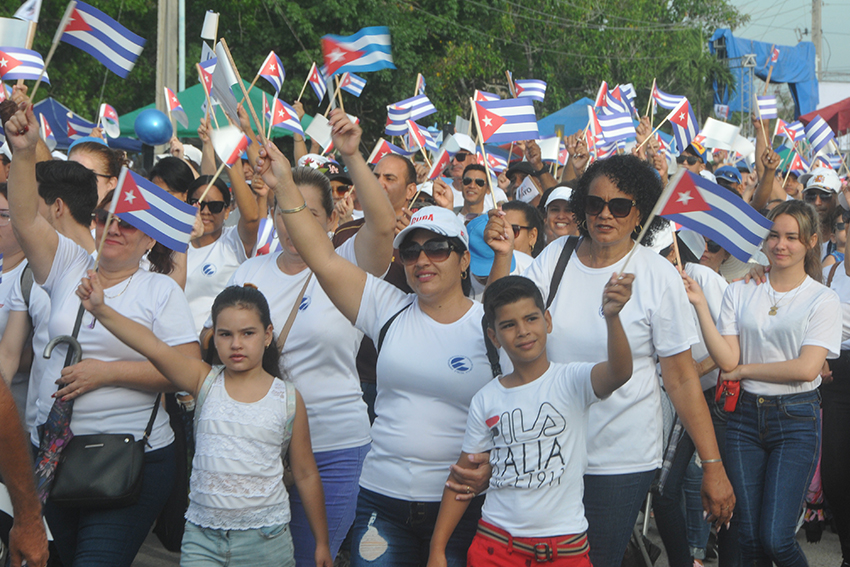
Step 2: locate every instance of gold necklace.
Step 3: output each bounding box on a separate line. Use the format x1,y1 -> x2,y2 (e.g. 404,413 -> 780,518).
767,273 -> 807,316
103,272 -> 136,299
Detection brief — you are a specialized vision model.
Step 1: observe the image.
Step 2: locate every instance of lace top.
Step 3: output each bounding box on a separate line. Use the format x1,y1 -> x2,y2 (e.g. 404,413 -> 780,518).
186,371 -> 292,529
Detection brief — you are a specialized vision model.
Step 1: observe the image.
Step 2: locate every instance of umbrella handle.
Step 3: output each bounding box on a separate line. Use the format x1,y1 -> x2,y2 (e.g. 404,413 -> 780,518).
44,335 -> 83,366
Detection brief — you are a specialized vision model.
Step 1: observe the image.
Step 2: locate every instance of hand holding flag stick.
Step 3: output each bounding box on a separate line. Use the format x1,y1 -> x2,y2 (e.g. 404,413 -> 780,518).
634,117 -> 670,152
469,97 -> 500,207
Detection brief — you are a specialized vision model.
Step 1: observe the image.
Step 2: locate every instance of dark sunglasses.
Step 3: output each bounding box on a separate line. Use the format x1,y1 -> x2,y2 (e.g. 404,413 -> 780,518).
93,209 -> 137,232
398,239 -> 457,266
835,222 -> 846,231
334,184 -> 352,195
453,152 -> 471,162
804,190 -> 833,202
705,240 -> 722,253
584,195 -> 637,218
676,155 -> 700,166
463,177 -> 486,188
511,224 -> 531,238
187,198 -> 227,213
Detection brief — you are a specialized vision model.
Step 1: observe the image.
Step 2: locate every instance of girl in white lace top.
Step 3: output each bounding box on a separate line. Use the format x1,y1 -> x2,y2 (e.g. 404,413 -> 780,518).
76,280 -> 333,567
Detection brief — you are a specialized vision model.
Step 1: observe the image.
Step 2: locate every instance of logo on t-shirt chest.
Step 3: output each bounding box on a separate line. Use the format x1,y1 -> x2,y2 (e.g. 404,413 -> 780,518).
448,356 -> 473,373
299,296 -> 311,311
202,263 -> 218,276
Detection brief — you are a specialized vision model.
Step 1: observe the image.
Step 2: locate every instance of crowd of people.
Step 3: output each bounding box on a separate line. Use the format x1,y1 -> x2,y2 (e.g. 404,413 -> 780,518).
0,80 -> 846,567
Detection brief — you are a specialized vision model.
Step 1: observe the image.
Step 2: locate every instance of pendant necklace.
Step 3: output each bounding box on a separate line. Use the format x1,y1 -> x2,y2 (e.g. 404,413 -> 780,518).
768,274 -> 807,316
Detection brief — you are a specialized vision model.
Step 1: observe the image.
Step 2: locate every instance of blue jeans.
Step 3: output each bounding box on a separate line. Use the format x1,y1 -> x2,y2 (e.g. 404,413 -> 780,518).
180,521 -> 295,567
583,469 -> 657,567
653,432 -> 696,567
684,454 -> 710,560
706,386 -> 741,567
726,390 -> 820,567
44,443 -> 176,567
288,443 -> 369,566
349,487 -> 483,567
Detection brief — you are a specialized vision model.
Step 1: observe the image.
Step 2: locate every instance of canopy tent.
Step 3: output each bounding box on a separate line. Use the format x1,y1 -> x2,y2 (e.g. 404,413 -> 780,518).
799,96 -> 850,136
33,98 -> 142,152
119,81 -> 297,139
537,97 -> 594,138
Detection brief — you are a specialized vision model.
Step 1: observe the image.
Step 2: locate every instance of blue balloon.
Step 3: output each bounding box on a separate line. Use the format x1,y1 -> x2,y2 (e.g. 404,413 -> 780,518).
134,108 -> 173,145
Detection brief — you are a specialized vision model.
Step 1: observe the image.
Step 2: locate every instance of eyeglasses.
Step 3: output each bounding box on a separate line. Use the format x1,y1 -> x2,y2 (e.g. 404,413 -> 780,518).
0,208 -> 10,227
398,239 -> 457,266
705,240 -> 722,253
511,224 -> 531,238
584,195 -> 637,218
804,190 -> 833,203
187,198 -> 227,213
334,184 -> 352,195
676,155 -> 700,166
93,209 -> 137,232
462,177 -> 486,188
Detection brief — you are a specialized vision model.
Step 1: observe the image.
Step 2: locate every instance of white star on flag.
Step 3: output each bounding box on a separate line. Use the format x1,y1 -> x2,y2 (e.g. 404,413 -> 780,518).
679,112 -> 685,121
269,63 -> 275,71
483,116 -> 493,127
124,190 -> 136,204
0,59 -> 8,67
278,110 -> 285,118
676,191 -> 693,205
329,49 -> 345,63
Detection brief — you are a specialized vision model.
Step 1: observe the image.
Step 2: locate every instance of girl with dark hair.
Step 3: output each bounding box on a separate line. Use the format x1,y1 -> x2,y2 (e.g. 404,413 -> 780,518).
684,199 -> 841,567
76,279 -> 332,567
68,140 -> 126,202
501,200 -> 543,257
149,156 -> 196,197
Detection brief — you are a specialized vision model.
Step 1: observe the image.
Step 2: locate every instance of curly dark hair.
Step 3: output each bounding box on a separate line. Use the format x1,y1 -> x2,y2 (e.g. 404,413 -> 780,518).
571,154 -> 667,246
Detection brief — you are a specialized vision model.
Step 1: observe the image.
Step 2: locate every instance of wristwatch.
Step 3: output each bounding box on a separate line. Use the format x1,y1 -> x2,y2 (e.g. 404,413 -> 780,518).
532,166 -> 547,177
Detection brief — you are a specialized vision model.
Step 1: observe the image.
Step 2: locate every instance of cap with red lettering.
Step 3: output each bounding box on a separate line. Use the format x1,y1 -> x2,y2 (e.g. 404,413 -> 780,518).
393,206 -> 469,250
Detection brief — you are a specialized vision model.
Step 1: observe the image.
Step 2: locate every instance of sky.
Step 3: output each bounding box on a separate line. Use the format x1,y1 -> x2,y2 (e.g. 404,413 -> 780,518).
734,0 -> 850,81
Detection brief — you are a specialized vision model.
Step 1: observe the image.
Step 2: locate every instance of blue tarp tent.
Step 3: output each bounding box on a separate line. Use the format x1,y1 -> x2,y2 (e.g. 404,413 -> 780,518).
538,97 -> 594,138
708,29 -> 817,119
33,98 -> 142,152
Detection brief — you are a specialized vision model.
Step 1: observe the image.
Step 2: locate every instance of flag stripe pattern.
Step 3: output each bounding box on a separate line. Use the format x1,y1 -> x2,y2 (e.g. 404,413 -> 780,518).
804,116 -> 836,155
0,47 -> 49,83
258,51 -> 285,93
268,98 -> 304,137
67,115 -> 95,139
652,85 -> 686,110
308,63 -> 327,101
321,26 -> 394,76
475,98 -> 538,144
668,99 -> 698,154
756,96 -> 778,119
340,72 -> 367,97
60,1 -> 145,78
597,110 -> 636,143
474,90 -> 500,102
392,94 -> 436,121
515,79 -> 546,102
164,86 -> 189,128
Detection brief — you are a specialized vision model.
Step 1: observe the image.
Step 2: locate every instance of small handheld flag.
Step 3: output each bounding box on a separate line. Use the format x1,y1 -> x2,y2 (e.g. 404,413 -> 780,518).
597,110 -> 636,143
14,0 -> 43,23
164,86 -> 188,128
770,47 -> 780,63
415,73 -> 426,96
268,97 -> 304,137
667,98 -> 698,153
474,90 -> 500,102
651,84 -> 686,111
0,47 -> 50,83
210,125 -> 250,168
321,26 -> 394,76
258,50 -> 285,93
756,96 -> 778,120
307,62 -> 327,101
515,79 -> 546,103
367,138 -> 415,165
427,148 -> 451,179
474,98 -> 539,145
804,116 -> 836,156
340,72 -> 367,97
67,114 -> 94,139
97,103 -> 119,138
391,94 -> 436,121
39,113 -> 56,151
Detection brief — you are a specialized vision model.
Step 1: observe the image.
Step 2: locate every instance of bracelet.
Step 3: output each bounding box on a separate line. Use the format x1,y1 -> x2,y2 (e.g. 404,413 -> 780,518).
700,458 -> 722,464
279,202 -> 307,214
532,166 -> 547,177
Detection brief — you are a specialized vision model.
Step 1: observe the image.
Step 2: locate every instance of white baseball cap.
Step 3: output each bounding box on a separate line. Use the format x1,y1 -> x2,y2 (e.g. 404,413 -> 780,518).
545,186 -> 573,208
393,206 -> 469,250
801,167 -> 841,193
452,133 -> 476,154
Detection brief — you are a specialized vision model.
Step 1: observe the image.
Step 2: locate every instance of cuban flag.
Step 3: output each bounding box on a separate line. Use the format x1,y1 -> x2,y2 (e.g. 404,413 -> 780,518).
597,109 -> 636,143
164,86 -> 188,128
198,58 -> 215,96
770,46 -> 780,63
406,120 -> 437,153
427,148 -> 451,179
783,120 -> 805,142
594,81 -> 609,108
307,62 -> 327,101
787,152 -> 810,173
415,73 -> 426,95
321,26 -> 394,76
0,47 -> 50,83
652,84 -> 686,111
367,138 -> 416,165
340,72 -> 367,97
210,125 -> 250,167
59,1 -> 146,78
756,96 -> 778,119
608,85 -> 637,116
385,105 -> 410,136
392,94 -> 436,121
658,170 -> 773,262
804,116 -> 836,155
474,90 -> 500,102
667,98 -> 698,153
98,103 -> 120,138
109,168 -> 197,253
257,51 -> 285,93
619,83 -> 637,108
478,150 -> 508,172
67,114 -> 95,140
475,98 -> 538,144
515,79 -> 546,103
268,97 -> 304,137
39,113 -> 56,151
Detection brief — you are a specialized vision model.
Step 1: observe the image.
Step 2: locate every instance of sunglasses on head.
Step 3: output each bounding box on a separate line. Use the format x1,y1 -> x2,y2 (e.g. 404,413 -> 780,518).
93,209 -> 137,232
705,240 -> 722,253
187,198 -> 227,213
463,177 -> 486,188
398,239 -> 457,266
804,189 -> 833,202
584,195 -> 636,218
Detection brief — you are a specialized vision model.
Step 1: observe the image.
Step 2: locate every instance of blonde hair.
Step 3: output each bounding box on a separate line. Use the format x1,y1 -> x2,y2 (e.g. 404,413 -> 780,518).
766,200 -> 822,283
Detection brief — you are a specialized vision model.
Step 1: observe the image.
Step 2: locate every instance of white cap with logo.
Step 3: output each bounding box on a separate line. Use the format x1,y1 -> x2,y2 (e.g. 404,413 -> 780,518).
393,206 -> 470,250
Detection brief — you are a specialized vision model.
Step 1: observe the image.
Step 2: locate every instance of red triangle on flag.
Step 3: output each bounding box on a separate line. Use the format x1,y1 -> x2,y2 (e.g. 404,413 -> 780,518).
322,38 -> 364,75
114,174 -> 151,214
64,9 -> 92,33
428,149 -> 451,179
660,172 -> 711,216
668,102 -> 692,128
0,51 -> 22,76
514,82 -> 524,96
475,103 -> 507,143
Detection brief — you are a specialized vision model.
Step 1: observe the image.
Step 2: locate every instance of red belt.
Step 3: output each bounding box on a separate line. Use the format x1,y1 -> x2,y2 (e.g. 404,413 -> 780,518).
476,520 -> 590,562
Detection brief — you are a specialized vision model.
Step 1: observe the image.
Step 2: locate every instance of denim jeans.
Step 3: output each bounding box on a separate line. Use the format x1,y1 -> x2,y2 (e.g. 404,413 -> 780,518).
583,469 -> 657,567
684,454 -> 710,560
349,487 -> 483,567
653,431 -> 696,567
706,386 -> 741,567
180,521 -> 295,567
288,443 -> 370,566
726,390 -> 820,567
824,351 -> 850,561
43,443 -> 176,567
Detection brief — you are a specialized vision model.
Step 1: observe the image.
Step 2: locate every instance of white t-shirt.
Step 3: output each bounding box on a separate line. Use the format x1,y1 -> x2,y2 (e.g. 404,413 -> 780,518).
823,263 -> 850,349
717,275 -> 841,396
450,183 -> 508,210
355,274 -> 511,501
186,226 -> 254,334
685,263 -> 728,391
522,239 -> 699,474
34,234 -> 198,449
213,238 -> 370,453
463,362 -> 598,537
0,260 -> 29,335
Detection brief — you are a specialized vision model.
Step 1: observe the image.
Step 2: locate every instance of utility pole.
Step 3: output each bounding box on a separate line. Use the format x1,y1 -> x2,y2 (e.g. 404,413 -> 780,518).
812,0 -> 822,80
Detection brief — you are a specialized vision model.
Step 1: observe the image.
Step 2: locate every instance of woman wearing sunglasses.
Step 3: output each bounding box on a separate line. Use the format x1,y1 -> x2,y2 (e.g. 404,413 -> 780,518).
486,154 -> 734,567
184,167 -> 260,333
255,131 -> 507,567
5,104 -> 200,567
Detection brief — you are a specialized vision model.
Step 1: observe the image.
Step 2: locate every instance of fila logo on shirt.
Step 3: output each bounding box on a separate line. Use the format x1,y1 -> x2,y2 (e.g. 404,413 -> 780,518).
448,356 -> 473,374
202,263 -> 217,276
299,296 -> 311,311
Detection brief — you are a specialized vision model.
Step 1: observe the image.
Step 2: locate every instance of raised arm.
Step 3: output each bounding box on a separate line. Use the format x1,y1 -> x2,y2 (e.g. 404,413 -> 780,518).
5,104 -> 59,284
329,109 -> 395,276
749,147 -> 781,210
291,102 -> 309,164
590,273 -> 635,398
198,118 -> 217,175
76,270 -> 210,396
484,208 -> 516,286
228,152 -> 260,257
256,138 -> 367,324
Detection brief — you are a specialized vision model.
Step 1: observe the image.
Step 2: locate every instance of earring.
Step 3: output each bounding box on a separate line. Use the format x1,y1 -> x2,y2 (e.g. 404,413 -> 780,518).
462,270 -> 469,280
577,219 -> 587,230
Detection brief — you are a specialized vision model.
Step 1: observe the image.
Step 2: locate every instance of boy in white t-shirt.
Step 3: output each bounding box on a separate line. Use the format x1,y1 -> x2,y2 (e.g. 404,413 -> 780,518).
427,274 -> 635,567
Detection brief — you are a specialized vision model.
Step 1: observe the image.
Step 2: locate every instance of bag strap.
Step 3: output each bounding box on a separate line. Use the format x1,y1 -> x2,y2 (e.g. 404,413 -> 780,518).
193,365 -> 223,438
20,263 -> 34,309
280,380 -> 297,459
276,272 -> 313,351
827,260 -> 842,287
546,236 -> 580,310
481,315 -> 502,378
142,393 -> 163,447
376,303 -> 413,354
